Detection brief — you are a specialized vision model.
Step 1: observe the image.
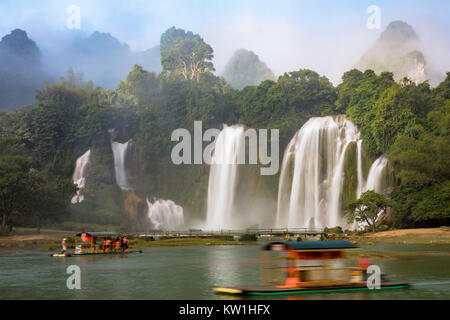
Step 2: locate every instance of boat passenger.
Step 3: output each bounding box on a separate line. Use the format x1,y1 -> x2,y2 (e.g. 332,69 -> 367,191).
61,238 -> 67,254
122,236 -> 128,252
282,248 -> 300,288
106,238 -> 112,251
359,257 -> 371,280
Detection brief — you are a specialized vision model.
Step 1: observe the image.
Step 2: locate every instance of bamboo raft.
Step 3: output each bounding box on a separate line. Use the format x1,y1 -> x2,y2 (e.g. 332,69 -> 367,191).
51,232 -> 142,257
214,282 -> 409,296
51,250 -> 142,257
213,240 -> 409,296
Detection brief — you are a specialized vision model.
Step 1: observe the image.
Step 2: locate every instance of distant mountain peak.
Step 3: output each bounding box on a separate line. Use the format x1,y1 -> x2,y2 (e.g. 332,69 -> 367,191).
72,31 -> 130,54
0,28 -> 40,60
223,48 -> 275,89
379,21 -> 419,45
356,20 -> 429,84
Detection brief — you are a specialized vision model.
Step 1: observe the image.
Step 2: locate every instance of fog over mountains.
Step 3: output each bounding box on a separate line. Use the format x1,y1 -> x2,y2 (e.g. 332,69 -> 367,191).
0,20 -> 447,111
222,48 -> 275,89
0,29 -> 161,111
0,29 -> 46,111
356,21 -> 441,85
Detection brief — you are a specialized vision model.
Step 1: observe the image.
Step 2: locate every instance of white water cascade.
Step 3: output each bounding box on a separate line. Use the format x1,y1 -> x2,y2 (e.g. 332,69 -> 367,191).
205,125 -> 245,230
276,116 -> 361,229
146,198 -> 184,230
111,140 -> 131,190
360,155 -> 389,195
71,149 -> 91,203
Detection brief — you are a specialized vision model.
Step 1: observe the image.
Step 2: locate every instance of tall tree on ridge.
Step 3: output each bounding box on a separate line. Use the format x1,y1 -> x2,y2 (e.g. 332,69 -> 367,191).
160,27 -> 214,81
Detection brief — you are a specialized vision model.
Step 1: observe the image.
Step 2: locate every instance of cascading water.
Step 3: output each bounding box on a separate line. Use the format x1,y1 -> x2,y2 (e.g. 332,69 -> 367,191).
205,125 -> 245,230
146,198 -> 184,230
71,149 -> 91,203
276,116 -> 360,229
361,155 -> 388,194
356,140 -> 365,197
111,140 -> 131,190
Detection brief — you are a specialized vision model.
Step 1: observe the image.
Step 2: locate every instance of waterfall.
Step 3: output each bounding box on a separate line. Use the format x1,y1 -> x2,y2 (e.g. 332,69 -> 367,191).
276,116 -> 360,229
356,140 -> 365,197
111,140 -> 131,190
362,155 -> 388,194
146,198 -> 184,230
71,150 -> 91,203
205,125 -> 245,230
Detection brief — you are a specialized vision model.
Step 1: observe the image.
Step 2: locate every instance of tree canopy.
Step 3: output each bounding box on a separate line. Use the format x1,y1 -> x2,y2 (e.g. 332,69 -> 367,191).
345,190 -> 392,232
160,27 -> 214,81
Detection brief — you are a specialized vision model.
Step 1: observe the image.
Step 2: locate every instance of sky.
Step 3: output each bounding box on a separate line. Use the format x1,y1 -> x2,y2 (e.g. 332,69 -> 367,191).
0,0 -> 449,84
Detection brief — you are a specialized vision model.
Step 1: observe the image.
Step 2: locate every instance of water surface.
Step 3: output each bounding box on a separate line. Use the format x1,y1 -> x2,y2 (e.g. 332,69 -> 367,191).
0,243 -> 449,299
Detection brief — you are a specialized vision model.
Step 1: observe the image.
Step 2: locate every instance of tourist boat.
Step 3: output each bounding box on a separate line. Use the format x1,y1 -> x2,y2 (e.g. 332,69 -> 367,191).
213,240 -> 408,296
51,232 -> 142,257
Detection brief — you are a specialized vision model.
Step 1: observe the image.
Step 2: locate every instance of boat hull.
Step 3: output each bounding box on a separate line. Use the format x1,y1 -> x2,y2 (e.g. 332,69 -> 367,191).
51,250 -> 142,257
213,282 -> 409,296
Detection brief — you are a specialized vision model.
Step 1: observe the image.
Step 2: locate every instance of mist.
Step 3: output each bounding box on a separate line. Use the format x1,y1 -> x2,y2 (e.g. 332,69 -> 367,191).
0,0 -> 449,107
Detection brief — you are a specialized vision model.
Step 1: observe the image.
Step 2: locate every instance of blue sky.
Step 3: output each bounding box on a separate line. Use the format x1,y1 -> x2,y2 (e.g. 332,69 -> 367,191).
1,0 -> 449,83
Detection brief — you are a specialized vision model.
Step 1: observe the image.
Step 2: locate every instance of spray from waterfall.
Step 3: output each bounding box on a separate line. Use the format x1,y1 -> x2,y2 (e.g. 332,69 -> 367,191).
111,140 -> 131,190
71,149 -> 91,203
146,198 -> 184,230
205,125 -> 245,230
276,116 -> 360,229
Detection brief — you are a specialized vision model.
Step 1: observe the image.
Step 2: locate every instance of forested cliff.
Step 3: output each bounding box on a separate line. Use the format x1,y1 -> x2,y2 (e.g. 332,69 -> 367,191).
0,26 -> 449,232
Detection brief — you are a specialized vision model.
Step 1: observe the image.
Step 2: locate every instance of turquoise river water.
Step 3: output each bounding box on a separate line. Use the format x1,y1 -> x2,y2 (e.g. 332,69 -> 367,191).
0,243 -> 449,299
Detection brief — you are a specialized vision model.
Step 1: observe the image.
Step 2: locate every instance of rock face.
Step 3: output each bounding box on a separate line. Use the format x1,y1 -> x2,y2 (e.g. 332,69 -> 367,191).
222,48 -> 275,89
0,29 -> 45,111
356,21 -> 429,84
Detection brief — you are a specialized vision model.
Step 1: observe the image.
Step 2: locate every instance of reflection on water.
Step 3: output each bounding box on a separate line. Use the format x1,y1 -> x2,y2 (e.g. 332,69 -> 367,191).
0,243 -> 449,299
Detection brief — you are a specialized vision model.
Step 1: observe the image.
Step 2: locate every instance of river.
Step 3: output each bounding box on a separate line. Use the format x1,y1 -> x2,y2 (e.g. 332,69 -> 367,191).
0,243 -> 449,299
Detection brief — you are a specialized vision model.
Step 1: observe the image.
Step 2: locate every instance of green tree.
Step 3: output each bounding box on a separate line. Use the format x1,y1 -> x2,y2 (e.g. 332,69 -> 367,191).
0,155 -> 33,231
160,27 -> 214,81
345,190 -> 392,232
116,64 -> 160,106
25,173 -> 75,233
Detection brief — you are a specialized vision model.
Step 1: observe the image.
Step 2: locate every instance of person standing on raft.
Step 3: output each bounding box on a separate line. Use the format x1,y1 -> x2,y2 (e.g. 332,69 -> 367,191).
359,257 -> 371,280
122,236 -> 128,253
61,238 -> 67,254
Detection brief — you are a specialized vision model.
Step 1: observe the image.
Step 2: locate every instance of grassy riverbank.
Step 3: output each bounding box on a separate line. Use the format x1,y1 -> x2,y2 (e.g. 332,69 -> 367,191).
0,229 -> 72,249
348,227 -> 450,245
1,226 -> 449,250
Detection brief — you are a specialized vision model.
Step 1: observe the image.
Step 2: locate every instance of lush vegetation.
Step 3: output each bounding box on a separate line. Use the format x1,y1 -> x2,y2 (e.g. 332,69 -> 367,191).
345,190 -> 392,232
0,26 -> 448,233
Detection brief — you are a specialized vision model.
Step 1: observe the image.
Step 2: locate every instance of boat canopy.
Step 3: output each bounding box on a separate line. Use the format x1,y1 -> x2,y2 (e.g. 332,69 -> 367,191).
263,240 -> 359,252
75,232 -> 121,237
